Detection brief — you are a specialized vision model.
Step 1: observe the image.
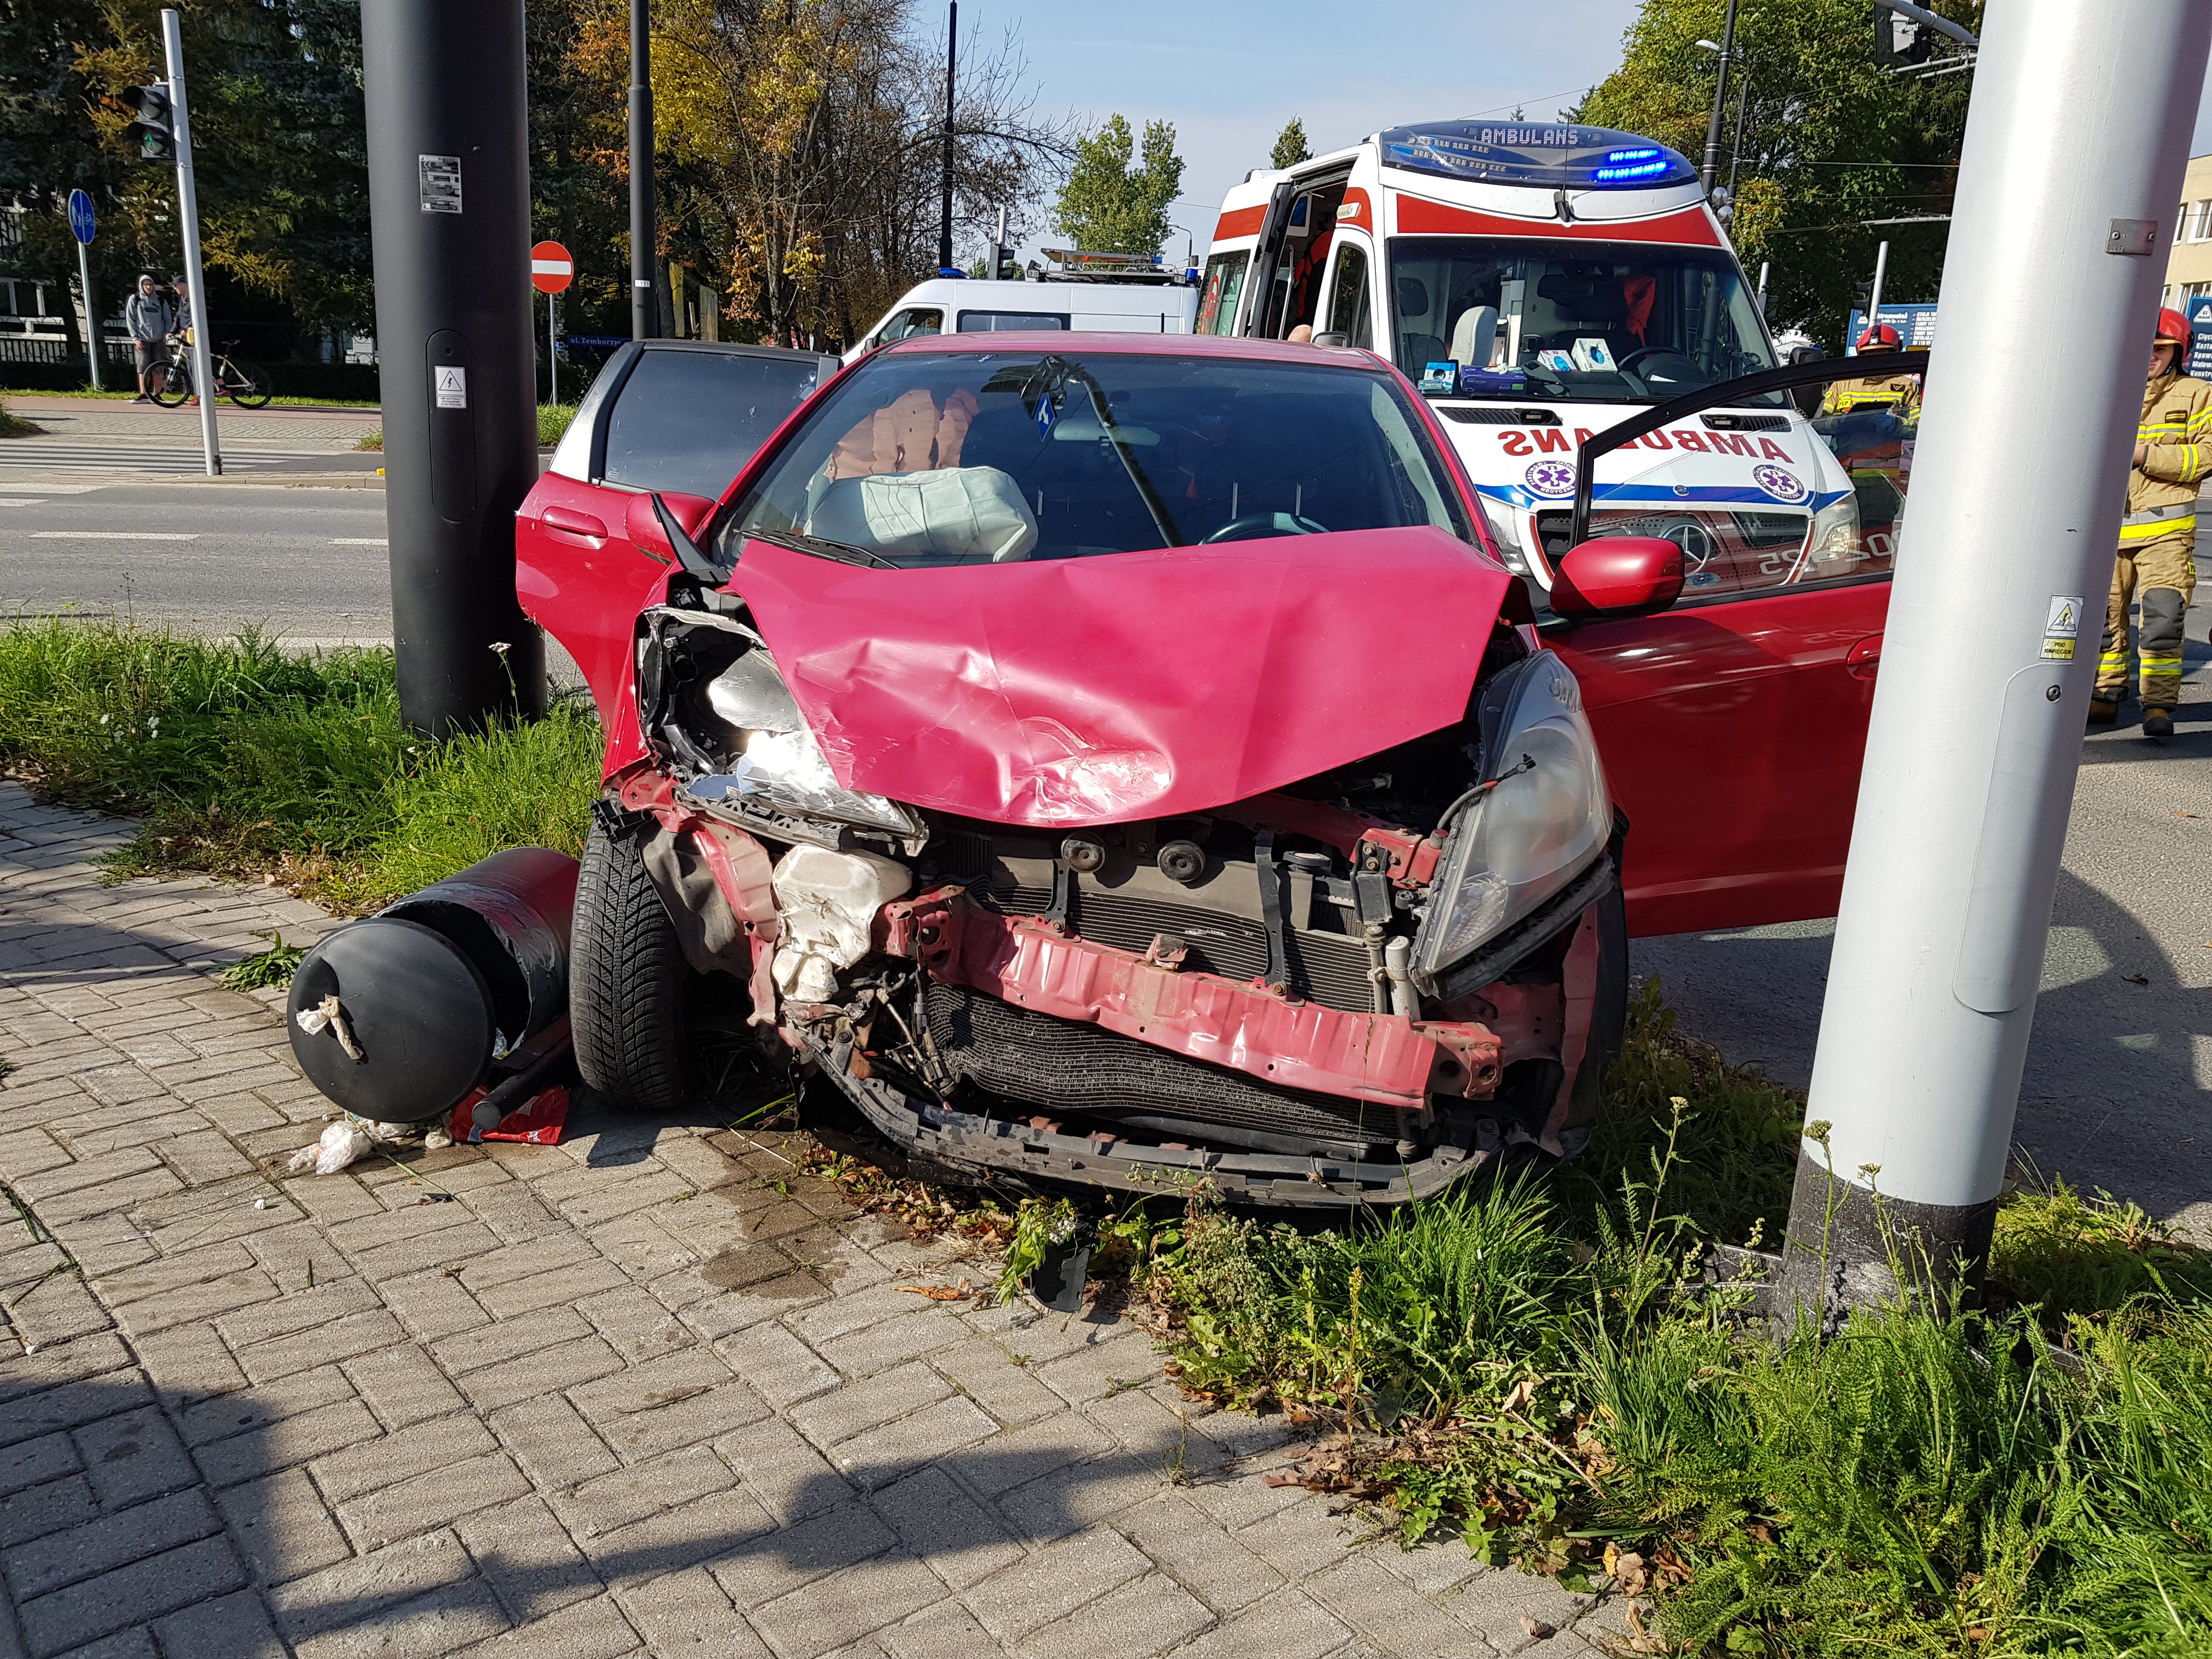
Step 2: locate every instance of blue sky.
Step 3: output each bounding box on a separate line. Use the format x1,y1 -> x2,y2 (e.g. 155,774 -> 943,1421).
957,1 -> 2212,264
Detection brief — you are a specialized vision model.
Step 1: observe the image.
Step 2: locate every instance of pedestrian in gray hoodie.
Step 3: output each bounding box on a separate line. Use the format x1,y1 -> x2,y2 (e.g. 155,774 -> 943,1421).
125,274 -> 176,401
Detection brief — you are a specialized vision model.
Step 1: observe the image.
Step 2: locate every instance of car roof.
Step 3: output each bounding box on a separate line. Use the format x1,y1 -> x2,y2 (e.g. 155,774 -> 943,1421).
878,330 -> 1387,369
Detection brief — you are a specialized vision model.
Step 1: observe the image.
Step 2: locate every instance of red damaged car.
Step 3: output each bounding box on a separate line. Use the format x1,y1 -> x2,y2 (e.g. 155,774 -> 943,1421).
517,332 -> 1884,1207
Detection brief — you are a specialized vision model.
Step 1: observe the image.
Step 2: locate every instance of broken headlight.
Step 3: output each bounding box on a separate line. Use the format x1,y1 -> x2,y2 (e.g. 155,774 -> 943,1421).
1410,651 -> 1610,976
653,615 -> 924,844
1804,490 -> 1863,577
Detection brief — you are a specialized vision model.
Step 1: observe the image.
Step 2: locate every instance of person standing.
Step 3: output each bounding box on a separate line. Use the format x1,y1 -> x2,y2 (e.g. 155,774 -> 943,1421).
2093,307 -> 2208,736
123,274 -> 175,402
1817,324 -> 1923,419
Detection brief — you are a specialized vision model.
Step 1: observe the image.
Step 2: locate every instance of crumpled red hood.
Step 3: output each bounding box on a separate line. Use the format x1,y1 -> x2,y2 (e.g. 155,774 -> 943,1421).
724,528 -> 1514,826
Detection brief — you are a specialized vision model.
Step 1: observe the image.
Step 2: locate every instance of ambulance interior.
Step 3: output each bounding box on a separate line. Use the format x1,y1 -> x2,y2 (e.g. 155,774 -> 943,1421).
1383,238 -> 1779,403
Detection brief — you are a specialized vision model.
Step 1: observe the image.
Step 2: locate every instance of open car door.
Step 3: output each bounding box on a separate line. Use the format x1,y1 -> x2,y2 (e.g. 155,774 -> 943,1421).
1539,353 -> 1922,936
516,341 -> 837,770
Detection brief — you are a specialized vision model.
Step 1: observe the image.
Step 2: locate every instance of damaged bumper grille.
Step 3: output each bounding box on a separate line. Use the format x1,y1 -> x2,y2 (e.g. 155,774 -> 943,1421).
924,980 -> 1410,1156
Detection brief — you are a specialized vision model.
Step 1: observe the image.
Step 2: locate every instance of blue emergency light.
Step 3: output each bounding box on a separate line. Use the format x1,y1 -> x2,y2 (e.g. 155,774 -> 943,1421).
1376,122 -> 1697,191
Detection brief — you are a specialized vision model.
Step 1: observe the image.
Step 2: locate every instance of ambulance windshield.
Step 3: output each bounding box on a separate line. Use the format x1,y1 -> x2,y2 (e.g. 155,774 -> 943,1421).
1388,237 -> 1779,404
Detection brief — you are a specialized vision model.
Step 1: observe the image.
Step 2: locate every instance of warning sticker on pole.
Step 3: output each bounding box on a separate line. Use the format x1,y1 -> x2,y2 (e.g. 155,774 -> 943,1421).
419,155 -> 462,215
435,365 -> 467,409
2041,594 -> 2083,661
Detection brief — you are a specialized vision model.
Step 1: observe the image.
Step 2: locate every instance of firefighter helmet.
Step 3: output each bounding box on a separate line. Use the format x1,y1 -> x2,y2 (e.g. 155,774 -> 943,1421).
1857,323 -> 1901,349
2155,306 -> 2192,346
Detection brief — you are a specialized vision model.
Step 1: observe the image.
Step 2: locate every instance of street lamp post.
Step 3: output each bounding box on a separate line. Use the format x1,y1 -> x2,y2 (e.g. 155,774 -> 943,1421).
1780,0 -> 2210,1315
629,0 -> 656,341
1697,0 -> 1740,198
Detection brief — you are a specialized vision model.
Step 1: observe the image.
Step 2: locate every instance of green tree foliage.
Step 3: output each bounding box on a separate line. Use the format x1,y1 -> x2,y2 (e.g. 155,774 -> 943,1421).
1052,113 -> 1185,258
71,1 -> 373,335
1269,115 -> 1311,170
1575,0 -> 1979,347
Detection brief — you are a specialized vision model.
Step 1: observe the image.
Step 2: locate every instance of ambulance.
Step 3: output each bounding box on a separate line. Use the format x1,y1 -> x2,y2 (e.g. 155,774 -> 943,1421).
1198,121 -> 1871,603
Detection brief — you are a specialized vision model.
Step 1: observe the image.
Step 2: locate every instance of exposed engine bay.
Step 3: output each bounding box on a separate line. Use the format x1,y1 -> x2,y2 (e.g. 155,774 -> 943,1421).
616,578 -> 1625,1207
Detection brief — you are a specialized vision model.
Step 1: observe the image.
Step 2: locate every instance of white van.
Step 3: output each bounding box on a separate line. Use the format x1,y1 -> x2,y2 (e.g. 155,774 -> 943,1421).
846,277 -> 1200,364
1199,122 -> 1866,602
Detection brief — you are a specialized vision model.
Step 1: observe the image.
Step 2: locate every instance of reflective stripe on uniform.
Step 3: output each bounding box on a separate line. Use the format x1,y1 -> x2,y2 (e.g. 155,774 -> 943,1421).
2140,653 -> 2186,670
2119,514 -> 2194,540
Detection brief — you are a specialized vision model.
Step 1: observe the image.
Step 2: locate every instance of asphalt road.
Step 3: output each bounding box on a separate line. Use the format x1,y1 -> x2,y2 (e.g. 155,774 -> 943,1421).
3,478 -> 2207,1234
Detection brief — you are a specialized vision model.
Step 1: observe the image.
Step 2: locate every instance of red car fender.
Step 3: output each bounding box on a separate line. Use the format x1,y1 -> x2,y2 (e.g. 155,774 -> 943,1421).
612,761 -> 784,1023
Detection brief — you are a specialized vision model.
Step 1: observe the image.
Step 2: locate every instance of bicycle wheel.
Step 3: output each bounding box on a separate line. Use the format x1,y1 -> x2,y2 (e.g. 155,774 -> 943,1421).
224,358 -> 273,409
148,359 -> 188,408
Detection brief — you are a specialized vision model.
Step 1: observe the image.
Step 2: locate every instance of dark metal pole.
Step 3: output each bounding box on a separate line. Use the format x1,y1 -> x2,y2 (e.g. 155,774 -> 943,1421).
1700,0 -> 1739,195
630,0 -> 656,341
938,1 -> 956,274
362,0 -> 546,736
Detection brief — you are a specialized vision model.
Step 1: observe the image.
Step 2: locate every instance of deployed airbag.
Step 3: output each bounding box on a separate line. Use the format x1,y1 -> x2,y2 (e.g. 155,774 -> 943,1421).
809,467 -> 1039,564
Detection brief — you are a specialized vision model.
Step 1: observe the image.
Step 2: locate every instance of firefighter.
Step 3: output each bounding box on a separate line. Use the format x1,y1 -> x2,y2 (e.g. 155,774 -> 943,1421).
2092,307 -> 2208,736
1816,324 -> 1922,419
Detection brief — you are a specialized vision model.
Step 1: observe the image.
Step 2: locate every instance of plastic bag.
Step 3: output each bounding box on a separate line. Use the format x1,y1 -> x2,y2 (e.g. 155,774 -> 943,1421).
287,1119 -> 372,1176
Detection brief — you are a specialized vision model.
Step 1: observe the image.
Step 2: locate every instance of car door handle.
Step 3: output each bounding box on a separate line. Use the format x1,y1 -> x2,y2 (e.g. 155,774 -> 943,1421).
1847,634 -> 1883,679
541,505 -> 608,543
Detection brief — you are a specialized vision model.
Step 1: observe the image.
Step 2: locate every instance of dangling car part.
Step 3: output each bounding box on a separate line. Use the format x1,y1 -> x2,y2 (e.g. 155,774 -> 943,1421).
519,328 -> 1901,1206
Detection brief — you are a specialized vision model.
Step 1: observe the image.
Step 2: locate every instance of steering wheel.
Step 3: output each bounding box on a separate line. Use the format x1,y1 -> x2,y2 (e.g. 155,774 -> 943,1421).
1198,512 -> 1329,545
1613,347 -> 1666,373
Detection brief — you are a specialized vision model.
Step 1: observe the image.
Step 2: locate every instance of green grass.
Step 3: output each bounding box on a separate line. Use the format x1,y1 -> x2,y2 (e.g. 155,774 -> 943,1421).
354,429 -> 383,452
0,398 -> 43,437
1140,981 -> 2212,1655
0,618 -> 601,911
219,932 -> 306,991
538,402 -> 579,447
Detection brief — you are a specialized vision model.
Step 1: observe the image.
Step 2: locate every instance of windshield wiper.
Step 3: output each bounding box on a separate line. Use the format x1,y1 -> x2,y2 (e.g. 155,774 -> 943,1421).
744,526 -> 900,571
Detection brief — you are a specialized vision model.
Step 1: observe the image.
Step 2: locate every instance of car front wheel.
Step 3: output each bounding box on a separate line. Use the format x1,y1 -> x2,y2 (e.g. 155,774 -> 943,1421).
572,810 -> 689,1112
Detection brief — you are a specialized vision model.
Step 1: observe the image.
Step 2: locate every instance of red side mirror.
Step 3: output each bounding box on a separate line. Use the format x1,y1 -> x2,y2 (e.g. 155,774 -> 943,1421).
624,490 -> 716,562
1550,535 -> 1685,619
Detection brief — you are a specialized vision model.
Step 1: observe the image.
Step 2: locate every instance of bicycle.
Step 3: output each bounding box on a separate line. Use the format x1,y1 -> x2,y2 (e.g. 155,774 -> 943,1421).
149,336 -> 273,410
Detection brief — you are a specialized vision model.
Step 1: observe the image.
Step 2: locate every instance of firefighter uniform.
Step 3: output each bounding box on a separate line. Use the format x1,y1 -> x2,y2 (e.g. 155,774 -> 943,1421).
1817,369 -> 1922,420
2100,365 -> 2209,714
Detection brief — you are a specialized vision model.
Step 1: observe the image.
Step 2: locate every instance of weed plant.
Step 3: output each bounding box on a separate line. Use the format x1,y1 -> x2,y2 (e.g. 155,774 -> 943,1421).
0,397 -> 41,437
0,619 -> 601,910
1142,983 -> 2212,1654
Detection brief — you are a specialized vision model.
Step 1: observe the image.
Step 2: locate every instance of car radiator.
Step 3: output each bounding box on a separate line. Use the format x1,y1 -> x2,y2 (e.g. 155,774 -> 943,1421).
974,880 -> 1375,1014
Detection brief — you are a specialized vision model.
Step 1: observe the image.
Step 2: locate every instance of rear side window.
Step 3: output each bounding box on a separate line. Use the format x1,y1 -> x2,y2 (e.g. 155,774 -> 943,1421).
1194,252 -> 1249,335
957,311 -> 1070,332
601,349 -> 827,499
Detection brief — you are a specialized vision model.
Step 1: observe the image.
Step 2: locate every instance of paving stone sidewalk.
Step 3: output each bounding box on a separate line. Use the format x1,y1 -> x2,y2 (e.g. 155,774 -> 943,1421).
0,782 -> 1609,1659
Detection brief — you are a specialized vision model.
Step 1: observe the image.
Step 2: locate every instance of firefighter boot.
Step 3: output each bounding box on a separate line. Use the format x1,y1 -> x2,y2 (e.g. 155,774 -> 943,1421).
2087,695 -> 2121,726
2144,707 -> 2175,738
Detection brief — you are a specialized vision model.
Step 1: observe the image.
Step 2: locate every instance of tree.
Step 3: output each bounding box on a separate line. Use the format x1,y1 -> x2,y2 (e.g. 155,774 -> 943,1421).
1052,114 -> 1184,258
1269,116 -> 1310,170
1574,0 -> 1978,346
567,0 -> 1066,348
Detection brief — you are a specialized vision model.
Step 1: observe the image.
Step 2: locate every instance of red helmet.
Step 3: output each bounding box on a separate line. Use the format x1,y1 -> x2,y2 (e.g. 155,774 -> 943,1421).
2155,307 -> 2192,346
1857,323 -> 1900,349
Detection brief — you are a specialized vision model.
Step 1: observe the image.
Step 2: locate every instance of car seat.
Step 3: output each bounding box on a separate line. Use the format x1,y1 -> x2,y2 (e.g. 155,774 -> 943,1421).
1447,304 -> 1499,368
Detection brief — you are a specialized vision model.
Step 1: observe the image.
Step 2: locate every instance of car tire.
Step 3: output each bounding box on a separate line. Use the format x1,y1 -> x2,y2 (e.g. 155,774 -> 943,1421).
572,811 -> 690,1113
1564,879 -> 1630,1143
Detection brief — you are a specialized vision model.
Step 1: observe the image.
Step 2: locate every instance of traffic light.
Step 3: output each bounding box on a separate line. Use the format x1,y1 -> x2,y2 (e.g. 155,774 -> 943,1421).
991,241 -> 1018,280
1873,3 -> 1933,68
120,84 -> 176,163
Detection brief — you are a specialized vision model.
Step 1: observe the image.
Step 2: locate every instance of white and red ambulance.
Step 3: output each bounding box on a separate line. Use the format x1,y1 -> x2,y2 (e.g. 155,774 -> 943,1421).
1198,121 -> 1872,602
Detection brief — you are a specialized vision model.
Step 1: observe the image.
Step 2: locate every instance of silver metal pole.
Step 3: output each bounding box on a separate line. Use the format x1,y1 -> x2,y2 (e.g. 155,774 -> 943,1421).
161,9 -> 220,477
548,292 -> 557,407
1756,259 -> 1769,318
75,240 -> 102,391
1782,0 -> 2211,1312
1866,238 -> 1890,340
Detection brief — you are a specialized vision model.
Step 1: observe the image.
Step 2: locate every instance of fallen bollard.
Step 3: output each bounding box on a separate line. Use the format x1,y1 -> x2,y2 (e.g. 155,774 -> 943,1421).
286,848 -> 580,1131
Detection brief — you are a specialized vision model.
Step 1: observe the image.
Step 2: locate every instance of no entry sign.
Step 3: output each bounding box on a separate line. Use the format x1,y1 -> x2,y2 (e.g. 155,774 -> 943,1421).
531,241 -> 573,294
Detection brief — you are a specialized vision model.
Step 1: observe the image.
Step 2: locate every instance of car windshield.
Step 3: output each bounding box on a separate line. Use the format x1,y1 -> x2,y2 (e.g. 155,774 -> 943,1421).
1388,236 -> 1779,404
718,347 -> 1474,568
